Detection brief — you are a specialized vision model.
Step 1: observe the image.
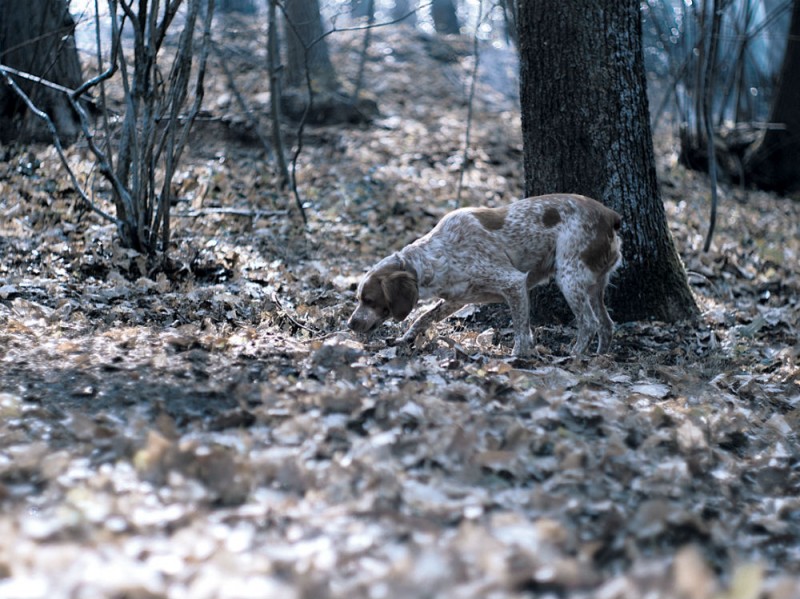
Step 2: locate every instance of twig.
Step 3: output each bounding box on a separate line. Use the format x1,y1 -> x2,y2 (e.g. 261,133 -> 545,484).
324,1 -> 432,38
0,63 -> 94,101
271,292 -> 319,335
276,0 -> 314,226
276,0 -> 432,225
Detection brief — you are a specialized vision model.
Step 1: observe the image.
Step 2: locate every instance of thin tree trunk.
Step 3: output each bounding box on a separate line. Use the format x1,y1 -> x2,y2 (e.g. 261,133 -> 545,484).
518,0 -> 698,323
702,0 -> 722,251
744,0 -> 800,193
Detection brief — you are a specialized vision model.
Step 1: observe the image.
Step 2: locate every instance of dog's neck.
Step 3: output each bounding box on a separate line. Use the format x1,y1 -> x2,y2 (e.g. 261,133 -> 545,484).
395,243 -> 442,300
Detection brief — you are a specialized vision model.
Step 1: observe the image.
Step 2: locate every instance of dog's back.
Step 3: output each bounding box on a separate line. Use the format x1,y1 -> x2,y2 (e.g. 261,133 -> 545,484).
456,194 -> 621,286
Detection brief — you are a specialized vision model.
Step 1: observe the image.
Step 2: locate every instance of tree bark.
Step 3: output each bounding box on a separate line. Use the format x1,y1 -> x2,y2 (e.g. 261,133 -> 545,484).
518,0 -> 698,323
744,0 -> 800,193
0,0 -> 83,144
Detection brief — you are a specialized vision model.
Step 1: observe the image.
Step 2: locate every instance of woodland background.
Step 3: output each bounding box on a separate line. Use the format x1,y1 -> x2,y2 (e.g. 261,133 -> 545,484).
0,0 -> 799,597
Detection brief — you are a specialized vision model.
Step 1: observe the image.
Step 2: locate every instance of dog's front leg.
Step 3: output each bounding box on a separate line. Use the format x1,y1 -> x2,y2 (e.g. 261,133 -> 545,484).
398,299 -> 464,347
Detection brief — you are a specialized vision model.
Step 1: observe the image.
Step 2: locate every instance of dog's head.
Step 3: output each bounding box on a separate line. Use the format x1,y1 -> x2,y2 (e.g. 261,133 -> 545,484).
347,258 -> 419,334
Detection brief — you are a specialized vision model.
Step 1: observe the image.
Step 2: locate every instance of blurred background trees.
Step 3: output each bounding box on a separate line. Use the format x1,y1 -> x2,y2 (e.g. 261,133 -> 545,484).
644,0 -> 799,192
0,0 -> 797,261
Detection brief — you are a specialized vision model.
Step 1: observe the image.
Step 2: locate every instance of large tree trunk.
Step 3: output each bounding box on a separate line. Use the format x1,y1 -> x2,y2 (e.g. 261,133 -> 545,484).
518,0 -> 698,323
0,0 -> 82,144
744,0 -> 800,193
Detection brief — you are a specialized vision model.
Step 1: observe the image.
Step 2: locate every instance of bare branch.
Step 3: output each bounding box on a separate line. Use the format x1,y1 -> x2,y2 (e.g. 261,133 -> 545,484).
0,63 -> 94,101
0,69 -> 120,227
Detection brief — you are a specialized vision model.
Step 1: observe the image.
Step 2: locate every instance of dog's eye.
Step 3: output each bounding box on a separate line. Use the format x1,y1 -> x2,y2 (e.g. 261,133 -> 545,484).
363,297 -> 389,317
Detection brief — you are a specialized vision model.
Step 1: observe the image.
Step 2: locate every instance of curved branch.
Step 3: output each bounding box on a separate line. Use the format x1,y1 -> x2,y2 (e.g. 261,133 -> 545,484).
0,69 -> 121,228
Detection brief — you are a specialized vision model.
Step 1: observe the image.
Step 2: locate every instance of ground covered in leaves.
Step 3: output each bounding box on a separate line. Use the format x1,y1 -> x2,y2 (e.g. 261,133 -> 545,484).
1,22 -> 799,599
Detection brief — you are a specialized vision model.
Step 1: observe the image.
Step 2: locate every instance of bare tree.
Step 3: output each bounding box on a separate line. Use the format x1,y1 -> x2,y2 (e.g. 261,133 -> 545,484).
93,0 -> 216,253
646,0 -> 797,194
518,0 -> 698,323
268,0 -> 290,188
2,0 -> 216,256
0,0 -> 82,143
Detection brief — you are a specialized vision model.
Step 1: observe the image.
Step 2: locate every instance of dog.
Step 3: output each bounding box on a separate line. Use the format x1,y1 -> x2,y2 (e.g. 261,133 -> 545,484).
347,193 -> 622,356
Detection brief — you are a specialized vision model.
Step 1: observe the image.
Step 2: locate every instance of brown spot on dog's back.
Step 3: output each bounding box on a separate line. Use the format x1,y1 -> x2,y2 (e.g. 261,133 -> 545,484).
542,207 -> 561,228
471,207 -> 508,231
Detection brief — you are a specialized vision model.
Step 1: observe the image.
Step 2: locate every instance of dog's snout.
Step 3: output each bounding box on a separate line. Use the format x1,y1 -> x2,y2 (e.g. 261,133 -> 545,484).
347,309 -> 369,333
348,304 -> 384,334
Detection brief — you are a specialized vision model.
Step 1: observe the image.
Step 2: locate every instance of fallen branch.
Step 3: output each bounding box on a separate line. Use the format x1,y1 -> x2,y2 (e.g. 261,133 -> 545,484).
174,207 -> 289,218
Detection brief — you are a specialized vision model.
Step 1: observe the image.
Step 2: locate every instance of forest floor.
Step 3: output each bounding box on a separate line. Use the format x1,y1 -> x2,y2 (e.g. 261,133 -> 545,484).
1,22 -> 799,599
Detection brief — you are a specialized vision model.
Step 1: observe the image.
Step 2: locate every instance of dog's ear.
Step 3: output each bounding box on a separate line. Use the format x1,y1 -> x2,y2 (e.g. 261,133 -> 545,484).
381,271 -> 418,321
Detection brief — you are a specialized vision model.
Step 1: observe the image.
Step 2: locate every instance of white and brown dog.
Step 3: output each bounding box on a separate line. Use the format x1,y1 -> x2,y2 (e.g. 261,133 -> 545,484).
347,194 -> 622,356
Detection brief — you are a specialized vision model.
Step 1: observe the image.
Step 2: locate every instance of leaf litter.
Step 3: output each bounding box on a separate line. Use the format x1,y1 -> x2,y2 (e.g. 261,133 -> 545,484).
0,23 -> 799,599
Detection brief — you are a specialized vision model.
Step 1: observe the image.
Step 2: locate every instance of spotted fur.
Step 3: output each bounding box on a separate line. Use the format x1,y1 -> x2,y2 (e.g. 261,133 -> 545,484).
347,193 -> 623,356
